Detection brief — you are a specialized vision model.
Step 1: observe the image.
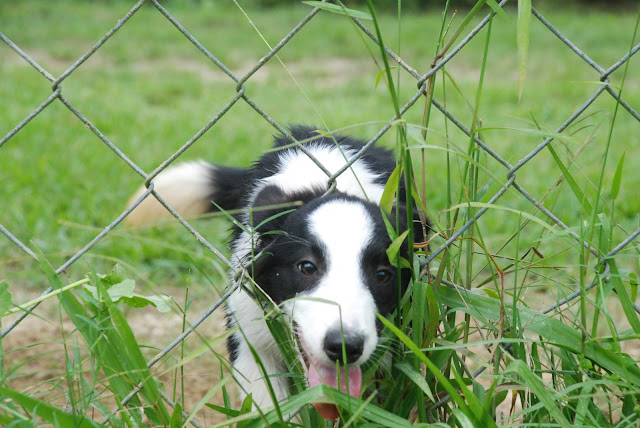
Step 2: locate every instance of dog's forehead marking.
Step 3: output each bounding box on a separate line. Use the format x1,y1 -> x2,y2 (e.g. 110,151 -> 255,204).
260,145 -> 385,203
292,198 -> 380,366
307,199 -> 374,269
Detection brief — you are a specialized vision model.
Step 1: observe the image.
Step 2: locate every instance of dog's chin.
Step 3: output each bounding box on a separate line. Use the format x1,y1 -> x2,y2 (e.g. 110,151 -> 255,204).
298,335 -> 363,421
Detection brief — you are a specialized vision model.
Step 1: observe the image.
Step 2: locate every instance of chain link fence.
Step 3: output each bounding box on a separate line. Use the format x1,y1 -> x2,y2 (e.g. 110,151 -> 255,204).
1,0 -> 639,425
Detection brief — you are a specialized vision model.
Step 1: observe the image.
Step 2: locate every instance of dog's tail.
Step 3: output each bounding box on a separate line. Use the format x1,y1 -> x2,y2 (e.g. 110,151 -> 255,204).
125,160 -> 249,226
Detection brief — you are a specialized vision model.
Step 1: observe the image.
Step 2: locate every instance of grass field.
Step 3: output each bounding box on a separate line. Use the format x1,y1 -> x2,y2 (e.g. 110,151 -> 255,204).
1,0 -> 640,426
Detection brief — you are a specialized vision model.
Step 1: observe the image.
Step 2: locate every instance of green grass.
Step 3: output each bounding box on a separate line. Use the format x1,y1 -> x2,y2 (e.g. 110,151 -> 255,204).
1,0 -> 640,426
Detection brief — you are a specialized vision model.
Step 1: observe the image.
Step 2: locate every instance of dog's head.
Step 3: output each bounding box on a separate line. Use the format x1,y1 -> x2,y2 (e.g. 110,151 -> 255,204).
244,185 -> 422,419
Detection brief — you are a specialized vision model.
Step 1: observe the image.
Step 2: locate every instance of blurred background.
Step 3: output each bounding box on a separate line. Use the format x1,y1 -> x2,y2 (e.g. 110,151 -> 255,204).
1,0 -> 639,425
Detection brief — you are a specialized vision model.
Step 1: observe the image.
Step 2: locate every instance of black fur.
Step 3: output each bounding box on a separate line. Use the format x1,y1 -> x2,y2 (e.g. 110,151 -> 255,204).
204,126 -> 425,369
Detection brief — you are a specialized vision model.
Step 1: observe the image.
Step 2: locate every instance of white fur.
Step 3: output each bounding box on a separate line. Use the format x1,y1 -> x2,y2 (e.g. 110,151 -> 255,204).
245,144 -> 386,219
227,200 -> 379,408
229,295 -> 290,407
124,129 -> 400,415
125,161 -> 213,226
227,228 -> 287,408
227,228 -> 290,408
226,144 -> 387,409
290,201 -> 378,367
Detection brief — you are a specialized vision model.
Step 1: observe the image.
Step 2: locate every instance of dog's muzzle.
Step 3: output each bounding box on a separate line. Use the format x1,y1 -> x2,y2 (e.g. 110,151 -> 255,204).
303,326 -> 366,420
323,327 -> 365,364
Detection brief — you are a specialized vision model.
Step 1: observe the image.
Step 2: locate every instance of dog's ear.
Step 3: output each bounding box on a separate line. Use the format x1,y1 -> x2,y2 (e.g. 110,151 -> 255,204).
249,185 -> 319,245
250,185 -> 292,233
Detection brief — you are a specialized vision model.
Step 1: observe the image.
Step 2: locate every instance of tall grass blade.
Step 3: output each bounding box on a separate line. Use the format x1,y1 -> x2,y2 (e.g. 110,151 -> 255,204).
446,202 -> 558,233
608,260 -> 640,334
588,9 -> 639,242
217,385 -> 412,428
395,363 -> 435,402
503,360 -> 571,427
611,152 -> 625,200
366,0 -> 401,117
0,387 -> 104,428
33,250 -> 180,424
35,252 -> 143,421
485,0 -> 508,20
517,0 -> 531,101
302,1 -> 372,20
169,402 -> 183,428
438,1 -> 489,58
547,143 -> 593,215
0,280 -> 11,317
182,377 -> 232,428
98,279 -> 171,424
380,163 -> 403,213
438,285 -> 640,387
573,383 -> 593,427
377,315 -> 497,427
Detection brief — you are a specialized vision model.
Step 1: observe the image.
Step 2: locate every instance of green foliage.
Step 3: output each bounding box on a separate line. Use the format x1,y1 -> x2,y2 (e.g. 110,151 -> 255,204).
517,0 -> 531,101
83,265 -> 173,313
0,281 -> 11,317
0,386 -> 105,428
42,252 -> 171,425
303,1 -> 373,20
1,0 -> 639,426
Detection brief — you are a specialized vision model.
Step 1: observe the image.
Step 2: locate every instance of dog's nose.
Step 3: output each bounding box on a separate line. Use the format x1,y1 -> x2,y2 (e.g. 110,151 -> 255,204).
323,328 -> 365,364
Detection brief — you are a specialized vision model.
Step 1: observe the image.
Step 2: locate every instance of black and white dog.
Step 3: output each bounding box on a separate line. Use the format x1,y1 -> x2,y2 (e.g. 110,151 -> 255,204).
127,126 -> 423,420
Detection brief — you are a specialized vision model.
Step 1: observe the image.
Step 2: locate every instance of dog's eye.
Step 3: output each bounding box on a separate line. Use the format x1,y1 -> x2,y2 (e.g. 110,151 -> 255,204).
375,269 -> 392,284
297,261 -> 317,276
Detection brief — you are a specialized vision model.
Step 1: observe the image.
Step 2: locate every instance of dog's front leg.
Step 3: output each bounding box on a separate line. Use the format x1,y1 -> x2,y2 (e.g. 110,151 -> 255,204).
232,335 -> 289,410
228,289 -> 289,412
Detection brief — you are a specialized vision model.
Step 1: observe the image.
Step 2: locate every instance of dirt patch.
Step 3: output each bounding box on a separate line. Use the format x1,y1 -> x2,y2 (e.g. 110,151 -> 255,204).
3,281 -> 639,425
5,46 -> 497,91
130,56 -> 372,88
2,293 -> 237,426
4,48 -> 374,88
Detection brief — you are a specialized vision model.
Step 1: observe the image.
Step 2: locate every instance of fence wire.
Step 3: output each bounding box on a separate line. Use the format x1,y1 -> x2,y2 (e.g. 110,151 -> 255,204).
1,0 -> 639,424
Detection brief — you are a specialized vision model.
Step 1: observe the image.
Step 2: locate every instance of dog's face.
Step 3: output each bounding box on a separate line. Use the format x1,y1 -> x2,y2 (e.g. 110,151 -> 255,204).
247,187 -> 415,418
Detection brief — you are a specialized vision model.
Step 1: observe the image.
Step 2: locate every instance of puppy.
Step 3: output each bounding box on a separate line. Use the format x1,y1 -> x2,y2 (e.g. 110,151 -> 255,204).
126,126 -> 422,420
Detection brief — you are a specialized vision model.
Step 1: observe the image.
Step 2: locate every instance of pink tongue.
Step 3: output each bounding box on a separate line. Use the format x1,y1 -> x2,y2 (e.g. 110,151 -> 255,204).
307,355 -> 362,420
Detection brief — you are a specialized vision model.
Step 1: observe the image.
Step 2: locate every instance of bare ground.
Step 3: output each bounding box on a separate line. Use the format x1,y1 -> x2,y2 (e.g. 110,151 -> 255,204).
4,281 -> 638,426
2,289 -> 236,427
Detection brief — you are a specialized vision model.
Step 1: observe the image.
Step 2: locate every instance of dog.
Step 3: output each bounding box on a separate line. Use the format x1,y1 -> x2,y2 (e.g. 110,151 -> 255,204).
126,125 -> 423,420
